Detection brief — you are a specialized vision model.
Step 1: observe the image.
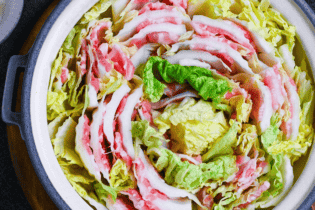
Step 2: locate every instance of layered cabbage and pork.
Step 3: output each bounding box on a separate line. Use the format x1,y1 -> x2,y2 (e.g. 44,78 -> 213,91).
47,0 -> 315,209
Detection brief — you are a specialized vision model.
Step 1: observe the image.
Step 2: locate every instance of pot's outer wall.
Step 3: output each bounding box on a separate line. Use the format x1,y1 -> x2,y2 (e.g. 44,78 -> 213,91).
2,0 -> 315,209
18,0 -> 71,209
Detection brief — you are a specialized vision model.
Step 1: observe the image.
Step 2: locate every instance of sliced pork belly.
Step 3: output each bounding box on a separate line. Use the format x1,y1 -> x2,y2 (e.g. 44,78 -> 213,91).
122,189 -> 156,210
179,59 -> 210,69
233,74 -> 273,133
77,36 -> 88,76
108,44 -> 135,80
229,19 -> 281,67
126,23 -> 186,48
162,0 -> 188,9
114,131 -> 133,168
196,187 -> 214,210
112,0 -> 158,23
103,84 -> 131,153
169,36 -> 253,74
106,197 -> 135,210
89,101 -> 111,181
95,43 -> 113,77
164,50 -> 231,73
176,153 -> 202,165
87,84 -> 99,108
116,6 -> 190,41
75,115 -> 101,181
60,67 -> 69,84
138,100 -> 154,124
191,15 -> 256,56
86,20 -> 113,78
86,19 -> 112,49
139,1 -> 176,14
280,76 -> 301,141
151,91 -> 199,110
86,45 -> 99,108
131,43 -> 158,68
233,155 -> 268,194
260,64 -> 286,112
117,86 -> 143,159
237,181 -> 270,209
133,148 -> 200,209
163,83 -> 190,97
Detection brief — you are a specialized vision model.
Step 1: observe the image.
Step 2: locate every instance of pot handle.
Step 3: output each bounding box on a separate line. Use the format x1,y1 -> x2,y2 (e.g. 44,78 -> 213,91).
2,54 -> 29,137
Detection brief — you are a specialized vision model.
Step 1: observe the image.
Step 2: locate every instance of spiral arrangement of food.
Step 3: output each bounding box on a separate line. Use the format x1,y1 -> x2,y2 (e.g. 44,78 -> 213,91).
47,0 -> 315,209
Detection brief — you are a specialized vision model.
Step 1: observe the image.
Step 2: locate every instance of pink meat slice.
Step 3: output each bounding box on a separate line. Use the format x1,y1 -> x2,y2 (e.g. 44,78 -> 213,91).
196,187 -> 214,210
138,100 -> 154,124
164,50 -> 232,73
81,116 -> 92,155
79,39 -> 88,76
237,181 -> 270,209
116,94 -> 129,117
147,31 -> 180,45
94,44 -> 113,75
234,155 -> 268,194
99,43 -> 109,56
108,44 -> 135,80
113,132 -> 133,168
116,7 -> 189,41
280,76 -> 301,141
85,21 -> 113,78
230,19 -> 281,67
106,197 -> 136,210
162,0 -> 187,9
260,64 -> 286,112
60,67 -> 69,84
133,149 -> 198,209
117,86 -> 143,159
163,83 -> 190,97
103,84 -> 131,154
127,23 -> 186,48
169,35 -> 253,74
131,44 -> 158,68
224,86 -> 249,100
90,102 -> 111,181
139,2 -> 176,14
191,15 -> 256,56
122,189 -> 157,210
130,31 -> 180,48
134,157 -> 169,201
176,153 -> 202,165
136,17 -> 183,32
150,91 -> 199,110
235,74 -> 272,133
75,115 -> 101,181
87,20 -> 112,49
90,74 -> 100,93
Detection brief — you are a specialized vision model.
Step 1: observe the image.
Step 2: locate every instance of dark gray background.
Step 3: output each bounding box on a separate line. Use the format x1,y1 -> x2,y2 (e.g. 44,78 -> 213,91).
0,0 -> 315,209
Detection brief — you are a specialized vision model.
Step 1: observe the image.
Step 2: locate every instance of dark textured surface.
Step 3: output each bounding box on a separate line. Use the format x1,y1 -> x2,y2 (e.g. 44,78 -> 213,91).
1,1 -> 315,210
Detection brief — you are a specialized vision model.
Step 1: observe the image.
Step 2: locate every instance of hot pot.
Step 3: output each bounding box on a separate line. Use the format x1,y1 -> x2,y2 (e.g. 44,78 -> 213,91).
2,0 -> 315,209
